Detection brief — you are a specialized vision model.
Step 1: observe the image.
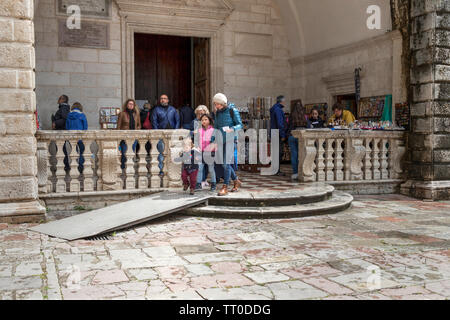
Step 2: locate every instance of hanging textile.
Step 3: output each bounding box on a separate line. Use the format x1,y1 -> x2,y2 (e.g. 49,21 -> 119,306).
382,94 -> 393,122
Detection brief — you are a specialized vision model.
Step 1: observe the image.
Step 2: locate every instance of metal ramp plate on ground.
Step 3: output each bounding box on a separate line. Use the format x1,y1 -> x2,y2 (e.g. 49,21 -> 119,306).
29,192 -> 211,241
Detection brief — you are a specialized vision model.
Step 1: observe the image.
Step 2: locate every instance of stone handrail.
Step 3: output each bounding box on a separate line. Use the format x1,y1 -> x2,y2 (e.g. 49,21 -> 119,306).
291,129 -> 407,183
36,130 -> 189,195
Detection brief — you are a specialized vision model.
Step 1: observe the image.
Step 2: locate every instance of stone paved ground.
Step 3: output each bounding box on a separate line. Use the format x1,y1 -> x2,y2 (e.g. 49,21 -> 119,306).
0,194 -> 449,300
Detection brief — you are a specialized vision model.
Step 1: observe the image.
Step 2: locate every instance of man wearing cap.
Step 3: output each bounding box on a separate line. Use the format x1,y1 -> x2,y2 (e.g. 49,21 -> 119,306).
212,93 -> 243,196
270,95 -> 288,176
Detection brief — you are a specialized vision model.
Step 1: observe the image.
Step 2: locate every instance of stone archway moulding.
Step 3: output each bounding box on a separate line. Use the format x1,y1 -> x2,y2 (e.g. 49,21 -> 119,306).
114,0 -> 234,102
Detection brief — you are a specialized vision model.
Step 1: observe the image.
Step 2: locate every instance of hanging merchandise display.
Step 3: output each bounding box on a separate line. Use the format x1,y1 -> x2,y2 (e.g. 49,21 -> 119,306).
355,67 -> 362,108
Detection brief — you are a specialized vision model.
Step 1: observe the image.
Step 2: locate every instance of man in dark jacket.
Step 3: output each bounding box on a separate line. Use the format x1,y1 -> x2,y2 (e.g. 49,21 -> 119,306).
270,95 -> 288,176
52,95 -> 70,130
179,102 -> 196,130
151,94 -> 180,130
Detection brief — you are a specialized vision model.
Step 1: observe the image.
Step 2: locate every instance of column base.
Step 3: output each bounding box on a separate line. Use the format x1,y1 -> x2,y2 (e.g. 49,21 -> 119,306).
400,180 -> 450,201
0,200 -> 46,224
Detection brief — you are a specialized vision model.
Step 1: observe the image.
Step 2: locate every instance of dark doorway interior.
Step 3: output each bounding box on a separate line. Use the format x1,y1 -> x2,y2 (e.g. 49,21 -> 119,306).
134,33 -> 210,110
336,94 -> 357,117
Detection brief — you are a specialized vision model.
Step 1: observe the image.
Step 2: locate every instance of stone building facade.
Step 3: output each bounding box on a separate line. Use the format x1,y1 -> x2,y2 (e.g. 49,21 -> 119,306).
0,0 -> 449,223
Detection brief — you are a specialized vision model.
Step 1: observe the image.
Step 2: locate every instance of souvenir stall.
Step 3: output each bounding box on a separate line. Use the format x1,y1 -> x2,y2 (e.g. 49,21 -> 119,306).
239,97 -> 276,173
99,107 -> 121,130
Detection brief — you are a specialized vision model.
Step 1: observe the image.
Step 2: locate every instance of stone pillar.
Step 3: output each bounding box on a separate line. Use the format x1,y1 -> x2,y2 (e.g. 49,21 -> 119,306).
401,0 -> 450,200
0,0 -> 45,222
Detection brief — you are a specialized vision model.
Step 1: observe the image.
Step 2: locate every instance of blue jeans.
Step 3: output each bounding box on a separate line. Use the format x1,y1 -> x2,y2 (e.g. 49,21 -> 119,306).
222,141 -> 237,185
197,163 -> 216,184
288,136 -> 299,174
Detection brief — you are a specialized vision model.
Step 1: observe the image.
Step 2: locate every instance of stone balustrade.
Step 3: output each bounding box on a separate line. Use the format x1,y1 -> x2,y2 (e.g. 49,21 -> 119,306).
36,130 -> 189,195
291,130 -> 407,184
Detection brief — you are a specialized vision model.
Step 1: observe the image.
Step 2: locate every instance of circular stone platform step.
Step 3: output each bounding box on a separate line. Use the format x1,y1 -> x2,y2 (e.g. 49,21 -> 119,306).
184,191 -> 353,219
207,183 -> 335,207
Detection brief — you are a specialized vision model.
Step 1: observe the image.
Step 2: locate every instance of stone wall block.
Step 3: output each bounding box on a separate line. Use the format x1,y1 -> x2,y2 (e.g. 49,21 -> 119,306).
0,0 -> 32,20
18,70 -> 34,89
434,117 -> 450,133
434,164 -> 450,180
411,117 -> 433,134
433,101 -> 450,115
434,149 -> 450,162
0,177 -> 38,202
0,90 -> 34,112
0,156 -> 37,177
434,134 -> 450,149
414,47 -> 450,66
0,114 -> 35,135
411,0 -> 450,17
14,20 -> 34,43
0,20 -> 13,41
0,70 -> 17,88
0,43 -> 33,69
0,137 -> 37,155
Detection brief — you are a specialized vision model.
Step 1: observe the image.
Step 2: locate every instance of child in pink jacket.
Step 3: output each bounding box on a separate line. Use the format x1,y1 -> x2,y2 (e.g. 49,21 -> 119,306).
196,114 -> 217,191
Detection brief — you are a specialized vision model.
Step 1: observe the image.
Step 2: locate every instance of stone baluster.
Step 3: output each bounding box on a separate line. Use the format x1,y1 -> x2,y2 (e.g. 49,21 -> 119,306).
380,138 -> 389,179
316,138 -> 326,181
324,138 -> 334,181
138,139 -> 149,189
83,139 -> 94,192
95,140 -> 103,191
162,137 -> 170,188
372,138 -> 381,180
363,138 -> 373,180
55,140 -> 67,193
335,138 -> 344,181
150,139 -> 161,189
125,139 -> 136,190
68,139 -> 80,192
298,136 -> 317,182
47,141 -> 54,193
99,141 -> 120,191
346,137 -> 365,181
165,131 -> 185,188
37,141 -> 48,194
389,137 -> 406,179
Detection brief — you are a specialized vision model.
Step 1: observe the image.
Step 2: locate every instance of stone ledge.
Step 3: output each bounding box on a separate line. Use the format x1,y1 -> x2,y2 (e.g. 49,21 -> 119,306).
329,180 -> 405,195
401,180 -> 450,200
0,200 -> 45,223
41,189 -> 166,212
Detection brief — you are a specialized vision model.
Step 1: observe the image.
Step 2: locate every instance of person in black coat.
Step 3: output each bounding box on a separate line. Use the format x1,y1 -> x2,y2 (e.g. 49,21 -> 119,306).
179,103 -> 196,130
140,103 -> 153,130
52,95 -> 70,130
307,108 -> 325,129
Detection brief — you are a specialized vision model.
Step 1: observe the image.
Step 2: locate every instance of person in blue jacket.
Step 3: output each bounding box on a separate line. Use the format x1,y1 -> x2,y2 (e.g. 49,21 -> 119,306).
151,94 -> 180,174
213,93 -> 243,196
270,95 -> 288,176
65,102 -> 88,173
151,94 -> 180,130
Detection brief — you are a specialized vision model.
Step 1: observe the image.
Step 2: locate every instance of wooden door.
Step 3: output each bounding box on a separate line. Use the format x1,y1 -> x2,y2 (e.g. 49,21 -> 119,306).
134,33 -> 191,109
194,38 -> 210,109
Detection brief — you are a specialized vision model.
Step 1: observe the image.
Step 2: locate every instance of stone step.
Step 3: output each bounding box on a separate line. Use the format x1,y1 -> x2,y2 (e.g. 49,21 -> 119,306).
205,183 -> 335,207
184,191 -> 353,219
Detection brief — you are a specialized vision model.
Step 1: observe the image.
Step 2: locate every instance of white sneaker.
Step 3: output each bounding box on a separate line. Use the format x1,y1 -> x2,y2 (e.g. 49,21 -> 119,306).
291,174 -> 299,181
202,181 -> 209,188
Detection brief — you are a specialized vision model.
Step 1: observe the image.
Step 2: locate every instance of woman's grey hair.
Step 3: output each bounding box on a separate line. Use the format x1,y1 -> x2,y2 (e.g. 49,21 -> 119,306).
195,105 -> 210,116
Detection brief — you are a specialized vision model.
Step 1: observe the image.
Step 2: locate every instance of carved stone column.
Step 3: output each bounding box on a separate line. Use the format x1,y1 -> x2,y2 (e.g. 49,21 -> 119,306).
0,0 -> 45,222
401,0 -> 450,200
